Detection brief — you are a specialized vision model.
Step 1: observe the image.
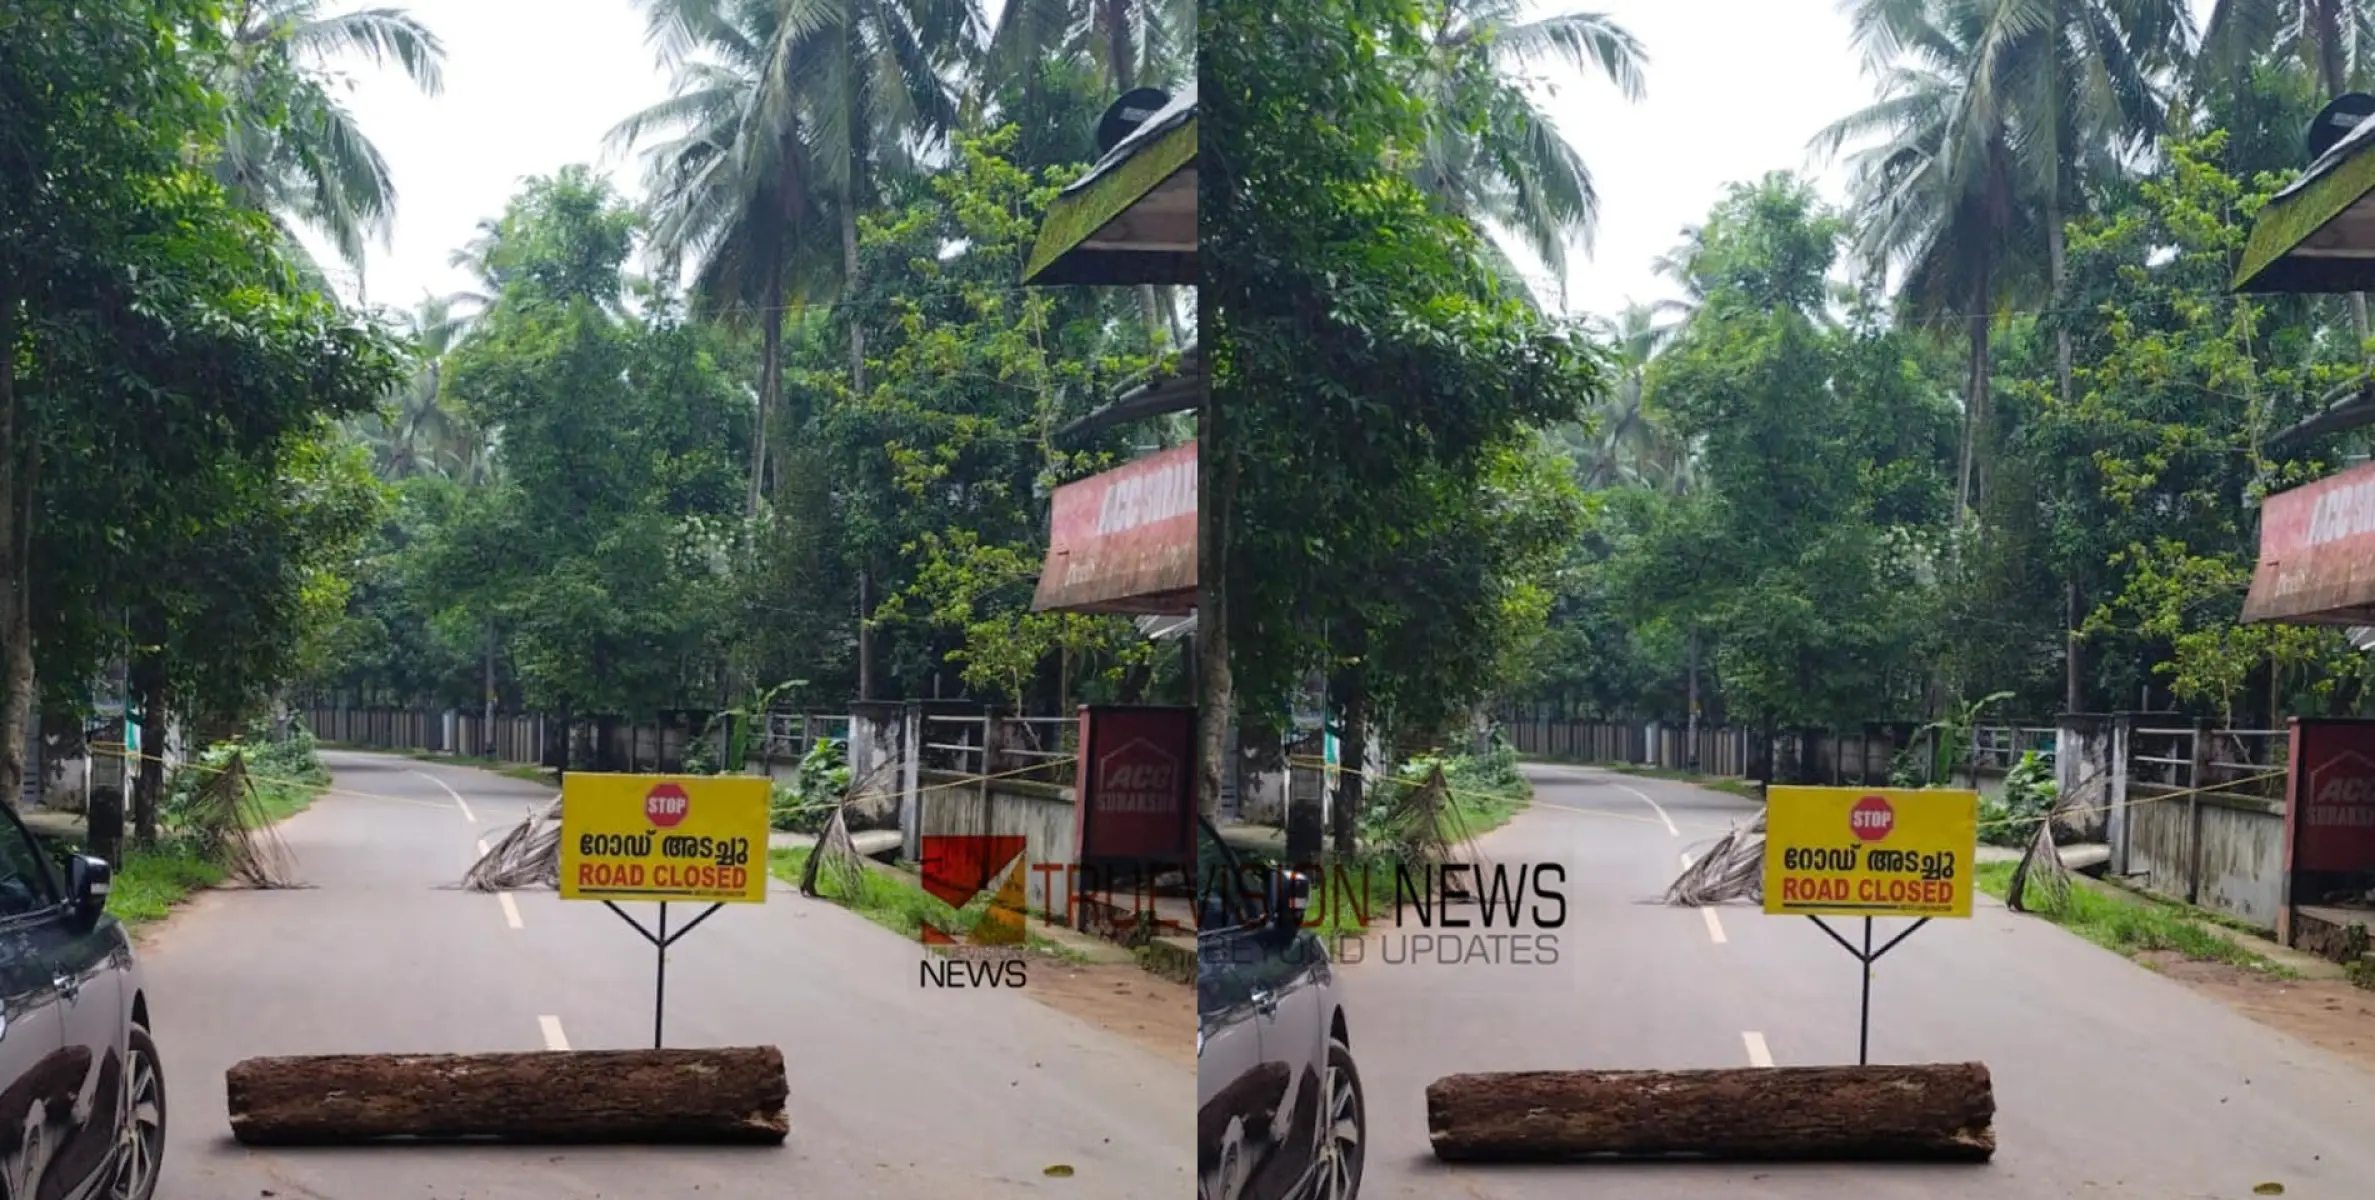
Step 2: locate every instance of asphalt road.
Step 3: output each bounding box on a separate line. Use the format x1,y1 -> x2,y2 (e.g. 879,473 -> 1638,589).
142,750 -> 1191,1199
1340,762 -> 2375,1200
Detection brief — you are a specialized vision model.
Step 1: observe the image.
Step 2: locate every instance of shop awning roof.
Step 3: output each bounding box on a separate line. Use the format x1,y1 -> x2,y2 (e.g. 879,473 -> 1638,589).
1022,86 -> 1196,287
2236,113 -> 2375,293
2244,458 -> 2375,625
1031,440 -> 1196,616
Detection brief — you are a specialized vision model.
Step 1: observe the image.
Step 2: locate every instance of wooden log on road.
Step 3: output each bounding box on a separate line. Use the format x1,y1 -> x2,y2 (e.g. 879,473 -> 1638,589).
1427,1062 -> 1994,1163
226,1046 -> 789,1146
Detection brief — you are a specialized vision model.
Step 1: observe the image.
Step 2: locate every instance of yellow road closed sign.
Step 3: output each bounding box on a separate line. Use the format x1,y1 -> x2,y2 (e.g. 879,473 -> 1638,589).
558,773 -> 772,904
1761,786 -> 1978,919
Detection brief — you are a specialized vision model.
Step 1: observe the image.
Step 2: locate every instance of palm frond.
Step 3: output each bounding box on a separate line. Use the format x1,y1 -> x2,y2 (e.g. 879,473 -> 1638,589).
1488,10 -> 1647,101
289,7 -> 446,94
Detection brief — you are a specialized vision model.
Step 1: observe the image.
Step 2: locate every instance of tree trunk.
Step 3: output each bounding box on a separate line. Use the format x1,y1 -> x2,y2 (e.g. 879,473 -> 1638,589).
856,566 -> 875,702
129,635 -> 166,846
1103,0 -> 1135,92
1328,623 -> 1368,859
1198,377 -> 1230,822
1685,631 -> 1701,771
482,621 -> 498,757
86,787 -> 124,872
750,263 -> 783,517
0,283 -> 29,813
1956,267 -> 1991,520
839,185 -> 865,399
1426,1064 -> 1995,1163
2065,580 -> 2083,714
226,1047 -> 789,1145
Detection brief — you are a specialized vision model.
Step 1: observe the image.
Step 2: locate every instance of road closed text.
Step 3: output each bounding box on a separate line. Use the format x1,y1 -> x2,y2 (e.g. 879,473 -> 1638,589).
1762,787 -> 1978,919
558,774 -> 774,904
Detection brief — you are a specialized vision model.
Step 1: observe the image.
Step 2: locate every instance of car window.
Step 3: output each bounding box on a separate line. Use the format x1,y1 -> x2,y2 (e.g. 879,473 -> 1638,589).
0,818 -> 60,920
1196,819 -> 1252,931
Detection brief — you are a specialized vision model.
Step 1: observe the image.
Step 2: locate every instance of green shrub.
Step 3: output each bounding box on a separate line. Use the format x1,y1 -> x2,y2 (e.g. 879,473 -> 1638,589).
770,738 -> 850,832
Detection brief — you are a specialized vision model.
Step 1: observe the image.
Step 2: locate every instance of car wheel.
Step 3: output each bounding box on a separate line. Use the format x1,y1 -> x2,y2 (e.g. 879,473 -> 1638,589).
108,1027 -> 163,1200
1306,1039 -> 1363,1200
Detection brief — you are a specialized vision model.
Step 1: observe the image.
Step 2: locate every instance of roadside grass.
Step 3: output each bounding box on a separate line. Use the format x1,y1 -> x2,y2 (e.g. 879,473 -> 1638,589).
107,842 -> 228,927
766,847 -> 1086,963
1974,860 -> 2294,977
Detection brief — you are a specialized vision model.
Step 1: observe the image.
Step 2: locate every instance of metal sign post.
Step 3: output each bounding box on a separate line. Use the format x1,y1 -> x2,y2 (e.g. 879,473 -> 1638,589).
601,899 -> 727,1048
1804,914 -> 1932,1065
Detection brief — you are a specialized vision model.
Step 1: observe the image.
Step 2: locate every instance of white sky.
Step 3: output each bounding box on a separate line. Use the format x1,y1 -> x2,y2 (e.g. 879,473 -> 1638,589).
315,0 -> 2227,326
297,0 -> 676,313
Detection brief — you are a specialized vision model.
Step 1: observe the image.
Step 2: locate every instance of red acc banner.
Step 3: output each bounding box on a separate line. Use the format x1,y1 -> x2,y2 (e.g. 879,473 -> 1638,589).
2285,719 -> 2375,875
2244,460 -> 2375,624
1031,441 -> 1196,616
1074,705 -> 1196,866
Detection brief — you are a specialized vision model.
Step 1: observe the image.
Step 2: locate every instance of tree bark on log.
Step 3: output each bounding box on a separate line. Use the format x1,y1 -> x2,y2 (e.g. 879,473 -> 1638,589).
1426,1063 -> 1995,1163
226,1047 -> 790,1146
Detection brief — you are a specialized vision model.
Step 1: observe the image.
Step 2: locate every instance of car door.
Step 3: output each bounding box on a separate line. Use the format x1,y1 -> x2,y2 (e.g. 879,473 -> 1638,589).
0,812 -> 79,1200
1197,823 -> 1290,1200
37,840 -> 126,1200
1237,927 -> 1326,1200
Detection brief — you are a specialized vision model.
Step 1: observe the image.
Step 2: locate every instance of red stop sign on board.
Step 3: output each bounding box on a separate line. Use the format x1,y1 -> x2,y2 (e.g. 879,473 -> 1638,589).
645,782 -> 691,829
1849,794 -> 1895,842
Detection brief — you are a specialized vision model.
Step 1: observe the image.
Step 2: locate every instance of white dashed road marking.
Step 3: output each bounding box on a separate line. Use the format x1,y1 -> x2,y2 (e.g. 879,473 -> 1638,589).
1612,782 -> 1679,836
1701,906 -> 1728,944
412,769 -> 476,822
1743,1031 -> 1773,1067
539,1015 -> 570,1051
498,892 -> 523,930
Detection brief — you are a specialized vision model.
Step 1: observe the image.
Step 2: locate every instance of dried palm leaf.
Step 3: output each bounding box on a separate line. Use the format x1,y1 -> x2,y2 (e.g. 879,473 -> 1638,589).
181,753 -> 302,889
1666,808 -> 1767,907
799,759 -> 896,901
461,797 -> 562,892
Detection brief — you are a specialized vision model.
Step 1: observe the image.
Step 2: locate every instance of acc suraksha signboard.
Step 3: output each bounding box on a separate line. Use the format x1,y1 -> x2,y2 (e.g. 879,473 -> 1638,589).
558,773 -> 771,904
1762,786 -> 1978,919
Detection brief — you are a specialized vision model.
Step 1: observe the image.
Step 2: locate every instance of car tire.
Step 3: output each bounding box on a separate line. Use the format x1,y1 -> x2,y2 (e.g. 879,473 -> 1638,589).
108,1027 -> 164,1200
1305,1039 -> 1364,1200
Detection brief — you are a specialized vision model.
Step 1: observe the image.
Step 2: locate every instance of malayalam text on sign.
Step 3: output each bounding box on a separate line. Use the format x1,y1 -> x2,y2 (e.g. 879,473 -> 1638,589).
558,773 -> 773,904
1761,786 -> 1977,919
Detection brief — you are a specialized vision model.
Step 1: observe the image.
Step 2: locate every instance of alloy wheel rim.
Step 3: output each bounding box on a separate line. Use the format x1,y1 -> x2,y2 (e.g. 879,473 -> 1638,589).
1311,1062 -> 1360,1200
114,1054 -> 161,1199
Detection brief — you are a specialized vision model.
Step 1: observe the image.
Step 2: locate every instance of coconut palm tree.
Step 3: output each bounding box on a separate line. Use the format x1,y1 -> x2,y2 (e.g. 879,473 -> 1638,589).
2201,0 -> 2375,96
353,296 -> 493,483
1408,2 -> 1647,281
211,2 -> 446,275
985,0 -> 1196,93
1815,0 -> 2180,520
616,0 -> 968,519
1577,303 -> 1688,491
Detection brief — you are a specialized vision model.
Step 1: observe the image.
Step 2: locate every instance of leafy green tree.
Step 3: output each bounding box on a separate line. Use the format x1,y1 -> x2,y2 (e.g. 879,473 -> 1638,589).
4,0 -> 401,825
1616,175 -> 1955,737
1205,0 -> 1609,842
434,168 -> 749,754
833,127 -> 1163,710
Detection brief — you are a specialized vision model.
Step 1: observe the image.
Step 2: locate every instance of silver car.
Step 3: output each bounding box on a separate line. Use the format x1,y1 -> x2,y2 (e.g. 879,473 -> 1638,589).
1197,819 -> 1364,1200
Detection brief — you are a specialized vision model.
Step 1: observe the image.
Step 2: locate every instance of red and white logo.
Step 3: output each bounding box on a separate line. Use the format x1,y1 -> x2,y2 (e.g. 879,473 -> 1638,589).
644,782 -> 691,829
1849,794 -> 1895,842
